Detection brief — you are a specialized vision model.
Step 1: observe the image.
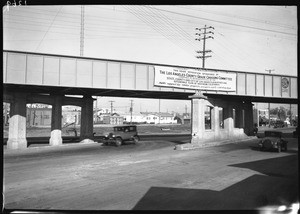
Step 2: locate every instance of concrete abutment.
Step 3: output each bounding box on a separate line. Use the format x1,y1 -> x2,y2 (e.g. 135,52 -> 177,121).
80,95 -> 95,143
49,95 -> 63,146
7,92 -> 28,149
176,91 -> 253,150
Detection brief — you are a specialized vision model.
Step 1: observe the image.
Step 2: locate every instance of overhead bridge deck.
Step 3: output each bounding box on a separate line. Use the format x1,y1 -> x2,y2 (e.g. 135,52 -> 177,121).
3,50 -> 298,103
3,50 -> 298,149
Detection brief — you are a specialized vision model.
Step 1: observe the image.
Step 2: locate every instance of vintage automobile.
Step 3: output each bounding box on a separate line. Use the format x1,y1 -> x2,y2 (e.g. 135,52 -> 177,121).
102,125 -> 140,146
258,131 -> 288,152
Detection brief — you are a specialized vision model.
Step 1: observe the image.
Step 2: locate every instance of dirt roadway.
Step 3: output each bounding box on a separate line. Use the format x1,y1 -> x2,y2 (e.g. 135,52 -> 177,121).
3,137 -> 299,211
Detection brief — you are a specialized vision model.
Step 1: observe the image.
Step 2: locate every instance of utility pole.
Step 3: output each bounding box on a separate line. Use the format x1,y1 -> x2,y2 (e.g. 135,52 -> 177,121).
109,101 -> 115,116
265,69 -> 274,127
93,97 -> 98,124
80,5 -> 84,56
130,100 -> 134,124
195,25 -> 214,68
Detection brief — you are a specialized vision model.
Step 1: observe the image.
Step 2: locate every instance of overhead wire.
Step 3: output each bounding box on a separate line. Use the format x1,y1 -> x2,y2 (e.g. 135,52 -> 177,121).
143,6 -> 198,51
123,6 -> 193,56
4,5 -> 296,73
148,6 -> 297,36
5,6 -> 296,41
124,5 -> 206,64
216,30 -> 295,72
214,32 -> 266,69
177,6 -> 296,30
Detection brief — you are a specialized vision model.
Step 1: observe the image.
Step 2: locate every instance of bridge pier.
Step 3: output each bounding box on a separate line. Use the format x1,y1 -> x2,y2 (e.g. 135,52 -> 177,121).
190,92 -> 207,144
80,95 -> 94,143
224,102 -> 234,139
187,92 -> 249,148
213,105 -> 220,141
235,105 -> 244,128
244,102 -> 254,135
7,92 -> 28,149
49,95 -> 63,146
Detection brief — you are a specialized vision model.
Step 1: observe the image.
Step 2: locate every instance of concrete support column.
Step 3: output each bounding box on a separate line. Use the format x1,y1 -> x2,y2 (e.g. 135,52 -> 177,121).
49,95 -> 63,146
7,92 -> 27,149
80,95 -> 94,143
235,104 -> 244,128
213,106 -> 220,140
244,102 -> 254,136
189,92 -> 207,144
224,103 -> 234,138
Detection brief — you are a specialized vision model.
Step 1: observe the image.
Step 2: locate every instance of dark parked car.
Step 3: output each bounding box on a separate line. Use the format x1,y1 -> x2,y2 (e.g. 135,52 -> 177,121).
258,131 -> 288,152
102,125 -> 140,146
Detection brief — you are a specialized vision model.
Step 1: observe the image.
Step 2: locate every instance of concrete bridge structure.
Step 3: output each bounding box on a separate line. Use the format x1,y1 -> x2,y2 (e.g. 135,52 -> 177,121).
3,50 -> 298,149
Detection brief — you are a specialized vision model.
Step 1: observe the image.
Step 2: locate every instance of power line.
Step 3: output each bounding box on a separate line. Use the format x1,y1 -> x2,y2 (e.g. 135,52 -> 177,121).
35,6 -> 63,52
130,100 -> 134,124
148,7 -> 297,36
109,101 -> 115,115
177,6 -> 296,30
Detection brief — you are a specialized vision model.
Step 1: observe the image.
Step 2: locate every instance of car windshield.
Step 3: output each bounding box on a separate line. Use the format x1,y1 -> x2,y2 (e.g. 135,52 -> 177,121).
113,126 -> 136,132
114,127 -> 124,132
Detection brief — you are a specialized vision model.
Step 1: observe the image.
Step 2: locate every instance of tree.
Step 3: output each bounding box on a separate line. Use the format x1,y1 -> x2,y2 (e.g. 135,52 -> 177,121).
269,107 -> 279,115
277,107 -> 287,121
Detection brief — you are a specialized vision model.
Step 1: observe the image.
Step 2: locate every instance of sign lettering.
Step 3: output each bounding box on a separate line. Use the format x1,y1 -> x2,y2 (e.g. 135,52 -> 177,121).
154,66 -> 236,91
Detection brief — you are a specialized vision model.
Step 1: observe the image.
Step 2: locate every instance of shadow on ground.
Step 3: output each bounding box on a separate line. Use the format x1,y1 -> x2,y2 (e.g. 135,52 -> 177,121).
133,155 -> 298,210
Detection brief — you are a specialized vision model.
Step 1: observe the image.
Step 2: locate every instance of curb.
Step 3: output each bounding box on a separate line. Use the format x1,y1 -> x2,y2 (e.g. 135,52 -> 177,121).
175,137 -> 258,151
4,141 -> 101,155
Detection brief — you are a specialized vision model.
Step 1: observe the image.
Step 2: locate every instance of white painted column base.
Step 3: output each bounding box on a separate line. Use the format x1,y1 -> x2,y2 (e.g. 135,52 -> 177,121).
49,130 -> 63,146
7,138 -> 27,149
80,139 -> 95,144
7,115 -> 27,149
191,134 -> 202,144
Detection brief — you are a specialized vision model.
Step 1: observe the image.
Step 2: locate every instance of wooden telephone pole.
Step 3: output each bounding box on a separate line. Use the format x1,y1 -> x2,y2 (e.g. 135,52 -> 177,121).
195,25 -> 214,68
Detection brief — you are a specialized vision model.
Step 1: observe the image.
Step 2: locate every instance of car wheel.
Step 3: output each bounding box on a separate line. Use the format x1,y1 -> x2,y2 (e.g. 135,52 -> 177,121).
263,139 -> 272,150
115,138 -> 122,147
133,135 -> 139,144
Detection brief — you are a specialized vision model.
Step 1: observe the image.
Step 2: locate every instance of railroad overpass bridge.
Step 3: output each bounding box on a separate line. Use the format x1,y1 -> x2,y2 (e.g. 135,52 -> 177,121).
3,50 -> 298,149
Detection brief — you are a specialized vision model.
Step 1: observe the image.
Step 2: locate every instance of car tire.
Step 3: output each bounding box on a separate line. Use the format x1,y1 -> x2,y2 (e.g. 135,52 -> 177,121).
133,135 -> 139,144
115,138 -> 122,147
263,139 -> 272,150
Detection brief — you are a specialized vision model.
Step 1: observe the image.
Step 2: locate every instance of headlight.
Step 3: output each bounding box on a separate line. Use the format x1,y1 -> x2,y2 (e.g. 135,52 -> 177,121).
105,134 -> 108,138
112,135 -> 115,138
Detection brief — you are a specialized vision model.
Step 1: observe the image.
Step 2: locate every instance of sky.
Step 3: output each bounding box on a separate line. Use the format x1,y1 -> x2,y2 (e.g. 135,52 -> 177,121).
2,5 -> 298,114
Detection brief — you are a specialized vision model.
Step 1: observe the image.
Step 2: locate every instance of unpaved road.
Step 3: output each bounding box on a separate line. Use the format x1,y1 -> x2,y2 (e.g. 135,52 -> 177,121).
3,136 -> 298,211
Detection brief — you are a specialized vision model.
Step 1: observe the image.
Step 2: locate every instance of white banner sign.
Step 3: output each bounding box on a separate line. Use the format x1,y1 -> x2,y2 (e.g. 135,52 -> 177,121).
154,66 -> 236,91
